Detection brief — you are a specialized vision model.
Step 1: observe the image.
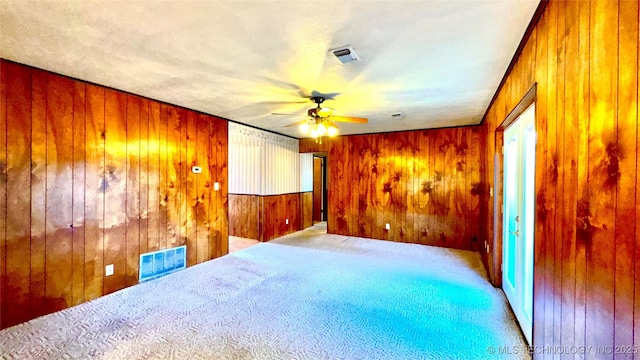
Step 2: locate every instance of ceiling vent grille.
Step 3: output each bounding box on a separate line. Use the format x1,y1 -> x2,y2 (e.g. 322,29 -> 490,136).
390,112 -> 404,119
330,45 -> 360,64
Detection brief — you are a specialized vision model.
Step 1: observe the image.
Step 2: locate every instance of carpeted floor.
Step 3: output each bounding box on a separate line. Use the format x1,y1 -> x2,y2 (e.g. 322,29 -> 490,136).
0,223 -> 528,359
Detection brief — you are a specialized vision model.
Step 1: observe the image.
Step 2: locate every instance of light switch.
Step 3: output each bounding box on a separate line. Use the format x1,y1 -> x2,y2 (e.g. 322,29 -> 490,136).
214,182 -> 220,191
385,223 -> 390,230
286,218 -> 289,225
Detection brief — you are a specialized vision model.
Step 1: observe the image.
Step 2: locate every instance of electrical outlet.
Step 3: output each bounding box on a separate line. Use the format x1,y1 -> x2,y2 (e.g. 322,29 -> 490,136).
105,264 -> 114,277
385,223 -> 390,231
286,218 -> 289,225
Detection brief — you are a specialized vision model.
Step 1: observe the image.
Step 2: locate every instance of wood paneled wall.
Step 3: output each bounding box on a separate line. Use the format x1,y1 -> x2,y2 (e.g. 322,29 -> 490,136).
0,60 -> 229,329
259,193 -> 301,241
481,0 -> 639,355
229,192 -> 312,241
301,191 -> 313,230
228,194 -> 259,240
300,127 -> 483,251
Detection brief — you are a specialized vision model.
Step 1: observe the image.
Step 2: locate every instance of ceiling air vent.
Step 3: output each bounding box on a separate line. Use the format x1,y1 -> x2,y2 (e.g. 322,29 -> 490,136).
390,112 -> 404,119
330,45 -> 360,64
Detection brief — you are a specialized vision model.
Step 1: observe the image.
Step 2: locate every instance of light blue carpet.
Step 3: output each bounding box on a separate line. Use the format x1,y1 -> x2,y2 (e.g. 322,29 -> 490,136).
0,223 -> 528,359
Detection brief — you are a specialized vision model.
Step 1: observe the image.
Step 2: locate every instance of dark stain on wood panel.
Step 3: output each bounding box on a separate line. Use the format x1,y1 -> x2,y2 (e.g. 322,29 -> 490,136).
0,60 -> 229,329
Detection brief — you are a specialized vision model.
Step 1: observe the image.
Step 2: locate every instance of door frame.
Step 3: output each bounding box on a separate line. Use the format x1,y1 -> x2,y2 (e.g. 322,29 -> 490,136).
312,153 -> 328,223
493,84 -> 537,344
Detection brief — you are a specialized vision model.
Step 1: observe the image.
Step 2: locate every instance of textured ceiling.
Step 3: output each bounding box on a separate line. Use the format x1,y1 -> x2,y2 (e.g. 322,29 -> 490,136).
0,0 -> 539,138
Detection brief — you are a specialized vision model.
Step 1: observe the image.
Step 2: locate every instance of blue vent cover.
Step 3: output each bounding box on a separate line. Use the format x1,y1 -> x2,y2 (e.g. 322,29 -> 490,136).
139,245 -> 187,282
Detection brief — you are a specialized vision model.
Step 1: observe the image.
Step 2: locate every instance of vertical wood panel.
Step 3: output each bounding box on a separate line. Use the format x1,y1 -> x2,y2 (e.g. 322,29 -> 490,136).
185,111 -> 197,267
71,81 -> 86,306
125,95 -> 140,287
544,3 -> 558,352
147,101 -> 161,252
536,2 -> 553,356
560,0 -> 578,353
554,1 -> 566,351
195,114 -> 211,263
84,84 -> 104,302
29,70 -> 47,319
138,99 -> 149,258
586,1 -> 618,353
218,120 -> 229,256
615,0 -> 637,355
301,191 -> 313,229
102,89 -> 126,295
159,104 -> 169,251
574,0 -> 590,351
0,60 -> 6,327
208,116 -> 218,260
45,74 -> 74,313
4,62 -> 32,327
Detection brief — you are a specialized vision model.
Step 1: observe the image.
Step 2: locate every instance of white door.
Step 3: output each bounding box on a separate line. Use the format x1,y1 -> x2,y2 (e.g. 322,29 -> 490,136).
502,104 -> 535,344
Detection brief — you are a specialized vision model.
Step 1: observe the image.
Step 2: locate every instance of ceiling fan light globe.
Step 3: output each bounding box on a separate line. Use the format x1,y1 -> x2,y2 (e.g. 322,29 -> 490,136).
310,127 -> 318,138
317,123 -> 327,135
327,125 -> 339,137
299,122 -> 310,133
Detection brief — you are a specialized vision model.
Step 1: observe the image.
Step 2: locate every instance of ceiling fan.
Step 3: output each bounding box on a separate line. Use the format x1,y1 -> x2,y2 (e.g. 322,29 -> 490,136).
272,96 -> 368,140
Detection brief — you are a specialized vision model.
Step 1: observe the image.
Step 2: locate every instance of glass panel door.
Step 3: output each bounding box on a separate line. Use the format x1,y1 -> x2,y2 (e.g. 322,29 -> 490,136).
502,104 -> 535,345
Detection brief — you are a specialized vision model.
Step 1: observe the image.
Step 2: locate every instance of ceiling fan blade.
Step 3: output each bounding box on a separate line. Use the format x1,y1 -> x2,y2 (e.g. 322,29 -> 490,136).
326,120 -> 340,128
284,120 -> 309,127
272,112 -> 301,116
330,115 -> 368,124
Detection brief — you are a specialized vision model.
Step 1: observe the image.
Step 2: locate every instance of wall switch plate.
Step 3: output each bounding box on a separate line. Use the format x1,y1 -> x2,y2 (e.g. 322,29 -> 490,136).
191,166 -> 202,174
105,264 -> 114,277
286,218 -> 289,225
385,223 -> 390,230
213,182 -> 220,191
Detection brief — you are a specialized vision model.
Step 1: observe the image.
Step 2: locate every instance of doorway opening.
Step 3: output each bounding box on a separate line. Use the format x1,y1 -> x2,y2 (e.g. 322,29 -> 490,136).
313,153 -> 327,223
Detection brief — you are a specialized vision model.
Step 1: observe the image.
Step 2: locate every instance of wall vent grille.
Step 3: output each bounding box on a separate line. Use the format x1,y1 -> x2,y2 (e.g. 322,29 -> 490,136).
139,246 -> 186,282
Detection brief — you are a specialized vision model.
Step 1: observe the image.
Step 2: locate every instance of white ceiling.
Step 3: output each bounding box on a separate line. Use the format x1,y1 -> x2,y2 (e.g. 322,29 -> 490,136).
0,0 -> 539,138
